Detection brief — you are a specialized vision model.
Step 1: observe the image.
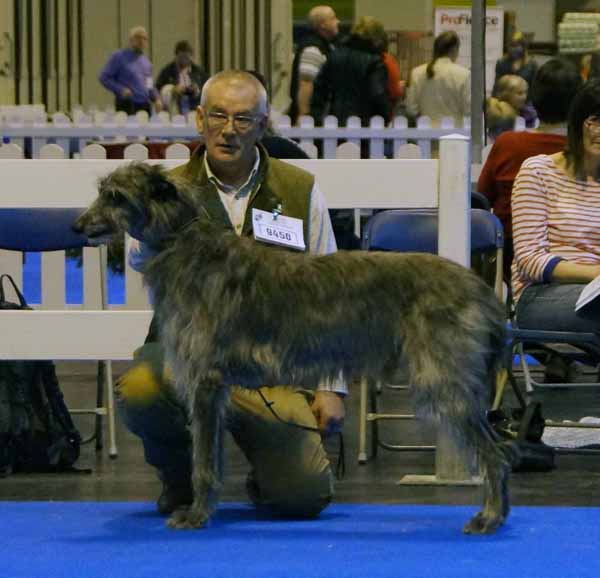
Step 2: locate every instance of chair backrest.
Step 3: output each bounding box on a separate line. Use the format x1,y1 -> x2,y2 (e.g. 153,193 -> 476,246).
0,208 -> 104,310
471,190 -> 491,211
0,208 -> 89,251
363,209 -> 504,253
362,209 -> 505,297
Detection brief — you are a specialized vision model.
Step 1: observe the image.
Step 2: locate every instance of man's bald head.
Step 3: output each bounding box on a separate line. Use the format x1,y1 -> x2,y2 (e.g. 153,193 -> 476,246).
200,70 -> 268,115
308,5 -> 339,41
128,26 -> 148,53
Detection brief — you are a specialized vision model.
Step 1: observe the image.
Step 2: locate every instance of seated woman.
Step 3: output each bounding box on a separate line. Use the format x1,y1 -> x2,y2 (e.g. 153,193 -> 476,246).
512,79 -> 600,336
479,58 -> 581,280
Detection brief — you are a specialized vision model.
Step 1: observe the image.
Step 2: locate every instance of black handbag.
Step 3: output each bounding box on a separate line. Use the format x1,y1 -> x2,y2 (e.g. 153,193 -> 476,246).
0,274 -> 83,475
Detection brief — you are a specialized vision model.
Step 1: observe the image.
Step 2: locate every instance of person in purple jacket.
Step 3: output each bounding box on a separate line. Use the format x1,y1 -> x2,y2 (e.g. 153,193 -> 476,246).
99,26 -> 162,116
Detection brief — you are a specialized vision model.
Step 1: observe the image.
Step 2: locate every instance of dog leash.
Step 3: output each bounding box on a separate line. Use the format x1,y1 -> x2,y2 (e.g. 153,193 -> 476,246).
256,389 -> 346,479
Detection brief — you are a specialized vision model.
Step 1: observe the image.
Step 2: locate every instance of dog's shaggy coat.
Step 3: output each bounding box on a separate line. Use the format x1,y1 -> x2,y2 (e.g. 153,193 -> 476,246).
74,163 -> 514,534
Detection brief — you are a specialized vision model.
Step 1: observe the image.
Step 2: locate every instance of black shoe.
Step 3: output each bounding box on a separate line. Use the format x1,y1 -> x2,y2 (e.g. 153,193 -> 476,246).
156,482 -> 193,515
544,354 -> 582,384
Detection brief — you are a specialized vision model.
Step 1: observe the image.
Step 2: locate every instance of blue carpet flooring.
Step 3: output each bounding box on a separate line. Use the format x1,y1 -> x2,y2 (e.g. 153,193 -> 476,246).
2,502 -> 599,578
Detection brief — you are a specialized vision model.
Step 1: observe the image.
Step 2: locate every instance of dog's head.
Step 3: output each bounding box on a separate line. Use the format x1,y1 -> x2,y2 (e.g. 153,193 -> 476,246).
73,163 -> 196,247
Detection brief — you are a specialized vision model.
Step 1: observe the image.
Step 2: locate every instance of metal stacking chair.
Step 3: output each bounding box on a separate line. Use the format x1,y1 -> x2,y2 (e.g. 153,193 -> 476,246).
358,208 -> 505,463
505,318 -> 600,454
0,208 -> 118,457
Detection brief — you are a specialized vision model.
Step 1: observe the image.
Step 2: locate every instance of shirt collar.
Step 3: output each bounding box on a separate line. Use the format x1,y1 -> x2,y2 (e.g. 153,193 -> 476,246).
204,147 -> 261,196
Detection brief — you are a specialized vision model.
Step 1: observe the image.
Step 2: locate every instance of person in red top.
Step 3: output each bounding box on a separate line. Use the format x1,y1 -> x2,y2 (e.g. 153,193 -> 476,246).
382,51 -> 404,118
478,58 -> 581,279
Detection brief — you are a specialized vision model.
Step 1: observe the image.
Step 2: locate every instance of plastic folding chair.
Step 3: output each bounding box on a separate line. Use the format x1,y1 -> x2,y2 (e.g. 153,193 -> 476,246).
357,208 -> 505,463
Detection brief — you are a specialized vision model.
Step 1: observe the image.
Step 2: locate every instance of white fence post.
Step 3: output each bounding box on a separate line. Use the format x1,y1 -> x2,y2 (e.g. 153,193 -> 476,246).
416,116 -> 432,158
0,143 -> 24,158
165,142 -> 191,159
368,116 -> 385,159
124,143 -> 149,160
39,144 -> 66,159
345,116 -> 361,149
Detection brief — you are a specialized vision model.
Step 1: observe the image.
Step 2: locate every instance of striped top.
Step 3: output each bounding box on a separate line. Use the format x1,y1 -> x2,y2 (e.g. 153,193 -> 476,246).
511,154 -> 600,303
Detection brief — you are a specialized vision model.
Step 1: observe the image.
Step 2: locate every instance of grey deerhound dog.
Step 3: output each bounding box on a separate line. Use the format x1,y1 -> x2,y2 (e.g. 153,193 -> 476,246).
74,162 -> 514,534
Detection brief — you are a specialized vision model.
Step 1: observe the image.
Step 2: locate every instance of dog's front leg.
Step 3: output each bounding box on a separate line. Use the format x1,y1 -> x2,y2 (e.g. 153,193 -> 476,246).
167,382 -> 229,530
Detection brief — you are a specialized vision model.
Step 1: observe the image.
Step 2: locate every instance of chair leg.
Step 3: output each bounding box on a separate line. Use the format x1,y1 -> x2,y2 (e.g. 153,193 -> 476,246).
491,368 -> 508,411
358,378 -> 369,464
104,360 -> 118,459
518,343 -> 536,393
95,361 -> 104,451
369,381 -> 379,459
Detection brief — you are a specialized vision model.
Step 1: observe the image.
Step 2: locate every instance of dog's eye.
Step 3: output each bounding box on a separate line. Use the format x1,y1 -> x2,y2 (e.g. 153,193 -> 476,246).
154,180 -> 177,200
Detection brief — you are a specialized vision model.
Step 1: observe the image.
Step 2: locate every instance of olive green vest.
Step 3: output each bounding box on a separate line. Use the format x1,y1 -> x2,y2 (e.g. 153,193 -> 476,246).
169,143 -> 314,241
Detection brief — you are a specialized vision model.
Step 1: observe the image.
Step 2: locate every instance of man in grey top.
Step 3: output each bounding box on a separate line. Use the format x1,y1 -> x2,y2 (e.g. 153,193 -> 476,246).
288,5 -> 339,124
117,70 -> 346,519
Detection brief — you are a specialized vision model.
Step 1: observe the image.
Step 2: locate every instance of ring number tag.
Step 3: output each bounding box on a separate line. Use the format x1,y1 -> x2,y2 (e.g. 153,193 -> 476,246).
252,208 -> 306,251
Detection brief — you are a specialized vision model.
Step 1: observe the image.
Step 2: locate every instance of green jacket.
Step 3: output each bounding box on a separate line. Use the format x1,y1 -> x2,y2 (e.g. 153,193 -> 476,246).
170,143 -> 314,241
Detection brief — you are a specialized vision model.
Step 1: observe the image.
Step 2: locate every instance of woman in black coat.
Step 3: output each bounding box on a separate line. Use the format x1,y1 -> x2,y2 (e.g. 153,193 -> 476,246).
311,16 -> 390,127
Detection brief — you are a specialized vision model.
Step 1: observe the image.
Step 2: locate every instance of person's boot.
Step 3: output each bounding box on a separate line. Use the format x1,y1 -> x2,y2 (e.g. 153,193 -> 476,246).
156,481 -> 193,515
544,354 -> 582,384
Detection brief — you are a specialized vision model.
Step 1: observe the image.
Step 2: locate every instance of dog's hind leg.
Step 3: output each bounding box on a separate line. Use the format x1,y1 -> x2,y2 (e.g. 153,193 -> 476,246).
409,351 -> 513,533
458,415 -> 514,534
167,383 -> 229,530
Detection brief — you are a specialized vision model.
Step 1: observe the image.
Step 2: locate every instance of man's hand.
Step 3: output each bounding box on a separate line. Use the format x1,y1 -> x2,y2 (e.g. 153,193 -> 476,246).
121,87 -> 133,98
310,391 -> 345,437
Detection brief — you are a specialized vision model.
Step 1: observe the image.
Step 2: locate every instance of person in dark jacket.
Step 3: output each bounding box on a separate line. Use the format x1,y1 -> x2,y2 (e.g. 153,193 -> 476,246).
288,5 -> 339,125
310,16 -> 390,127
493,32 -> 537,100
156,40 -> 209,115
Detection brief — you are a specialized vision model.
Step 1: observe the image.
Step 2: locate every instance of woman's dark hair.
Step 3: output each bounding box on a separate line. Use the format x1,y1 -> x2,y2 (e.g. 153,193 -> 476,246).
565,79 -> 600,176
426,31 -> 459,79
175,40 -> 193,54
530,58 -> 581,124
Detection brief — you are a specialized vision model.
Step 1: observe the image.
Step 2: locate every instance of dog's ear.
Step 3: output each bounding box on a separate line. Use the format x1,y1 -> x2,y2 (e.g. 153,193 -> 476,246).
148,167 -> 178,201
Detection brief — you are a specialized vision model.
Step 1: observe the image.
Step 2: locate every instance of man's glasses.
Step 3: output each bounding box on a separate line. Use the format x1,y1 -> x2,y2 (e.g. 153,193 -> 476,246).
206,111 -> 262,132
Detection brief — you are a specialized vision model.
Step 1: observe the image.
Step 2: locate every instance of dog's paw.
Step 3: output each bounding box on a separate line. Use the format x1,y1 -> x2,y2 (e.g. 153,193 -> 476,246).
166,504 -> 211,530
463,511 -> 504,535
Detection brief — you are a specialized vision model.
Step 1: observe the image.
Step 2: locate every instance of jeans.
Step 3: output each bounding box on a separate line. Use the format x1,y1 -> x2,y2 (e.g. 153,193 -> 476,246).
516,283 -> 600,332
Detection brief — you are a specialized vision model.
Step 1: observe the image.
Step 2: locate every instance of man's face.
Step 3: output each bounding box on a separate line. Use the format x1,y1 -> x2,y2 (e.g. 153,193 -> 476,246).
319,8 -> 339,40
506,80 -> 528,111
196,80 -> 267,170
175,51 -> 192,68
130,32 -> 148,53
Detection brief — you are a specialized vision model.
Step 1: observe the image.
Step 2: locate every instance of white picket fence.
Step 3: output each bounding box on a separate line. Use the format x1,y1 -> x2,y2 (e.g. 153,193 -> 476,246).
0,135 -> 475,475
0,109 -> 522,160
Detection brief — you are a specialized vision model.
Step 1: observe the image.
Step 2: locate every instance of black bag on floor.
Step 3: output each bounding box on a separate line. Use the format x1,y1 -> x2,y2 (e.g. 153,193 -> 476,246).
0,274 -> 82,476
488,401 -> 556,473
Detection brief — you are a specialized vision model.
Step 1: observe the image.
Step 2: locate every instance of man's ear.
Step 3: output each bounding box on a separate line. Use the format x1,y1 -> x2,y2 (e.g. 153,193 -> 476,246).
255,113 -> 268,140
195,106 -> 205,135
